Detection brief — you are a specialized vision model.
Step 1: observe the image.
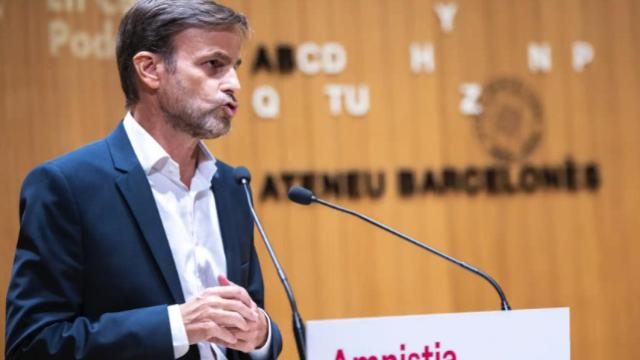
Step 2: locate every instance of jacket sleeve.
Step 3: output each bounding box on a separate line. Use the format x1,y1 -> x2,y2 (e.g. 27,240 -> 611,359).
5,164 -> 175,360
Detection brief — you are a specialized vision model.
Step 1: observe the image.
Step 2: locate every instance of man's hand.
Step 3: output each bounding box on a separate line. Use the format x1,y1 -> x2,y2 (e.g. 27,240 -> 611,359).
214,275 -> 269,353
179,276 -> 260,347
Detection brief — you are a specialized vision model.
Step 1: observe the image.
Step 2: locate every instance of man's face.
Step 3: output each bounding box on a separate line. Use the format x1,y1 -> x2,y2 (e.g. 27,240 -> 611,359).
157,27 -> 243,139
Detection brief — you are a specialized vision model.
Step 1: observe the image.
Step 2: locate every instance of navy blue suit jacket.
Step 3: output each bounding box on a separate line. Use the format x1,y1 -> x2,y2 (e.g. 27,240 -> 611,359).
5,123 -> 282,359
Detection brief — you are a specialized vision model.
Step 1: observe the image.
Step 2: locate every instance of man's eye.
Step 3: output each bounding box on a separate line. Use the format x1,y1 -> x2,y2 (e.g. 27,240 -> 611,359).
207,60 -> 224,68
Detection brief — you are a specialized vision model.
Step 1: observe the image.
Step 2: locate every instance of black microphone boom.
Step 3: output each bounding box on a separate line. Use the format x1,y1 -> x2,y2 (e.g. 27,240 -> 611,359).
234,168 -> 307,359
287,185 -> 511,311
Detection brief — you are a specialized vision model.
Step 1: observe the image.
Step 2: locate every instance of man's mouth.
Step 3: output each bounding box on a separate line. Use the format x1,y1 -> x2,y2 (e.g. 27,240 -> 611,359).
222,93 -> 238,116
223,101 -> 238,116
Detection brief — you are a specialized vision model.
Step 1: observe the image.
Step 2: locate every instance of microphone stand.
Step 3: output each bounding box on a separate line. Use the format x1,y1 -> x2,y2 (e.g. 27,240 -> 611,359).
238,178 -> 307,359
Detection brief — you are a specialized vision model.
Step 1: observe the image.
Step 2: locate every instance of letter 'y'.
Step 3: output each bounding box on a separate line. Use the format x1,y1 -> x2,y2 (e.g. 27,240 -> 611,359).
434,2 -> 458,33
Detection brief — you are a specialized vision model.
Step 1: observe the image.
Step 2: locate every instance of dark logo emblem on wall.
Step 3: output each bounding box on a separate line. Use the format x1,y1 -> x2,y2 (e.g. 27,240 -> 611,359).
475,78 -> 543,162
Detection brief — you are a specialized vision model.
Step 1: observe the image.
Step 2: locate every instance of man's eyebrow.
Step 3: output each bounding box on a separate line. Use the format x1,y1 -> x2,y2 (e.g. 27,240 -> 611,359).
198,50 -> 232,62
198,51 -> 242,68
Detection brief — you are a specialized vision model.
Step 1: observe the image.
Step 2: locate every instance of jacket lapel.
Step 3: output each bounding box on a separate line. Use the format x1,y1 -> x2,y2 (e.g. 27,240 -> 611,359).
107,123 -> 185,304
211,168 -> 242,285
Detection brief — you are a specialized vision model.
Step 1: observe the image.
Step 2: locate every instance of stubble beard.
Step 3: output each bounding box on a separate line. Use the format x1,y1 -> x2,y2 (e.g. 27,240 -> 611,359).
158,77 -> 232,140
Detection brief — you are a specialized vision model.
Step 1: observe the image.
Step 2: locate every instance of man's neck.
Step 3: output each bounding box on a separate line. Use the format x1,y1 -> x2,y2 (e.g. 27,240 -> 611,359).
131,105 -> 199,188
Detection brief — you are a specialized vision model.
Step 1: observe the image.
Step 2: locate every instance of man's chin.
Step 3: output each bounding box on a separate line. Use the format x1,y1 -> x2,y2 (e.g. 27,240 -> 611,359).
193,113 -> 231,139
201,128 -> 230,140
200,122 -> 231,139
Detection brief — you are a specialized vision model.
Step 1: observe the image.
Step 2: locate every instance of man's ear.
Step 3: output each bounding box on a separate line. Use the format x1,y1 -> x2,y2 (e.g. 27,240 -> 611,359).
132,51 -> 163,90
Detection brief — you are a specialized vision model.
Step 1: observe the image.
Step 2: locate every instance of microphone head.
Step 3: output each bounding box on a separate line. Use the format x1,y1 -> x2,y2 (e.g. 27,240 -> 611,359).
288,186 -> 316,205
233,166 -> 251,184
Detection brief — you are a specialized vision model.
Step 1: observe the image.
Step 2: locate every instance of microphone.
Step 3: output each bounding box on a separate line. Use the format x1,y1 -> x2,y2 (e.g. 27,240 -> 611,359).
233,167 -> 307,359
287,185 -> 511,311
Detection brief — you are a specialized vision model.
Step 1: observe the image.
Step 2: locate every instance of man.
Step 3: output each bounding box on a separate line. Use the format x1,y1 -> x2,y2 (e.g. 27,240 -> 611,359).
5,1 -> 282,359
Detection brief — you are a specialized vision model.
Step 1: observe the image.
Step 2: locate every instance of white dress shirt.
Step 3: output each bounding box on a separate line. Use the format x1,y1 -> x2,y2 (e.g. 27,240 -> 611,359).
123,113 -> 271,359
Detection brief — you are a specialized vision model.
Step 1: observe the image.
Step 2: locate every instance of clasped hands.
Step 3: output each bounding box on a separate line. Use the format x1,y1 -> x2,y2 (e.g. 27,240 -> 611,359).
179,275 -> 268,353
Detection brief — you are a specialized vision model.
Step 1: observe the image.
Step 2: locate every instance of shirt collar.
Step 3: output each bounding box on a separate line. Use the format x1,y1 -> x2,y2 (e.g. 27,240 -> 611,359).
122,112 -> 218,183
194,141 -> 217,187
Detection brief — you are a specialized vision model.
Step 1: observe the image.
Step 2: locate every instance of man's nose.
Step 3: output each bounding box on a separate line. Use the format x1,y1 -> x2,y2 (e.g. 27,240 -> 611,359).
221,67 -> 241,93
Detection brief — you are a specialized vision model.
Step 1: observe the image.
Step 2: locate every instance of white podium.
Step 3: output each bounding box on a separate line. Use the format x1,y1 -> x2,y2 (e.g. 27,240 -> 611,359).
306,307 -> 570,360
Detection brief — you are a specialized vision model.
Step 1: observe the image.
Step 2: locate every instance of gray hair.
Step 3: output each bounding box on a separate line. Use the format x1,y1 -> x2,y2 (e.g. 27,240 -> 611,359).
116,0 -> 249,108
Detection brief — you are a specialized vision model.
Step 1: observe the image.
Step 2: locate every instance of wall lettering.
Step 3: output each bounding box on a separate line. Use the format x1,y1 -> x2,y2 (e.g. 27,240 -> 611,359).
572,41 -> 594,72
459,83 -> 483,116
324,84 -> 370,117
252,85 -> 280,119
410,42 -> 436,74
297,42 -> 348,75
434,2 -> 458,33
528,42 -> 552,73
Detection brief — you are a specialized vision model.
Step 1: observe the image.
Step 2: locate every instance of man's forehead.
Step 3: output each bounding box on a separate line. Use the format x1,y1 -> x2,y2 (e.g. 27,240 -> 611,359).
172,27 -> 244,55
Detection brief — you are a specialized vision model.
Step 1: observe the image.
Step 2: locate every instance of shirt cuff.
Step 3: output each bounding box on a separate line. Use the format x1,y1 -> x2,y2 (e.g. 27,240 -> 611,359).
249,308 -> 273,359
168,304 -> 190,359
